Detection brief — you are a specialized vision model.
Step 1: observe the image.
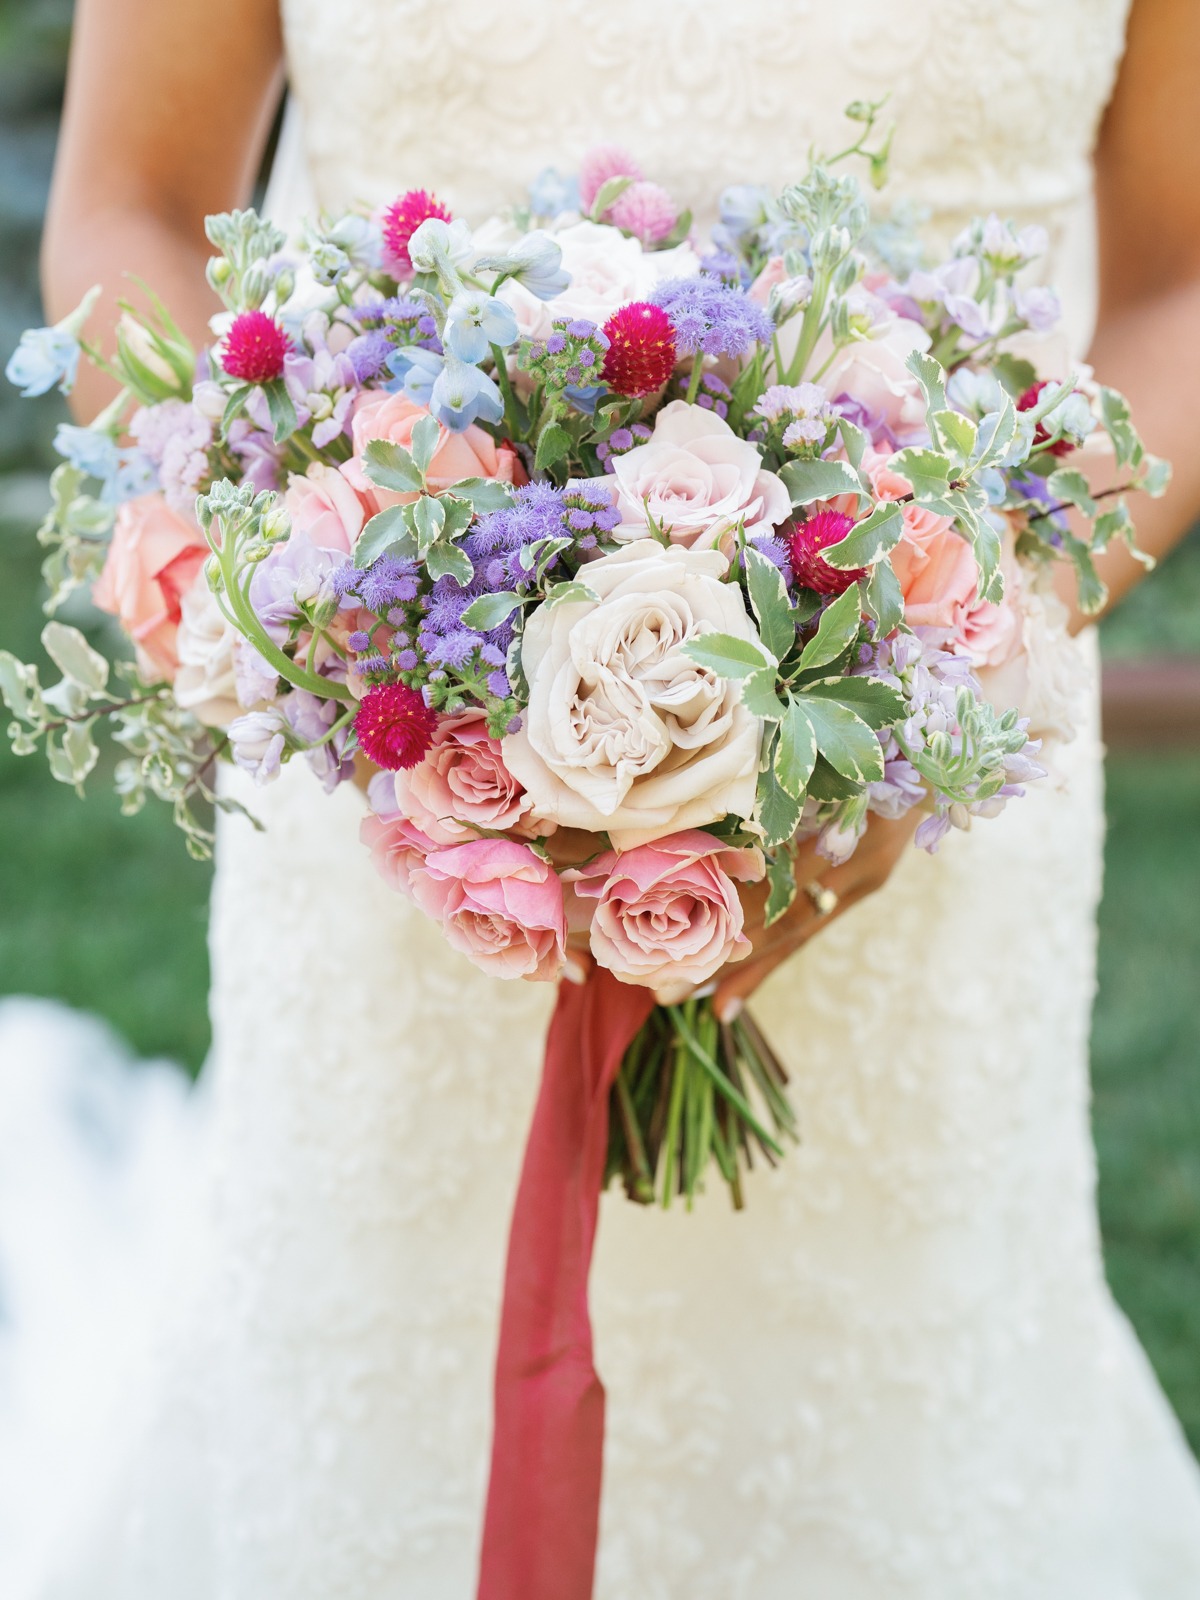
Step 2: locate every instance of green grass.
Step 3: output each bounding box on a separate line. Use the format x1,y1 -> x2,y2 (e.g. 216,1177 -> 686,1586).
1,475 -> 1198,1452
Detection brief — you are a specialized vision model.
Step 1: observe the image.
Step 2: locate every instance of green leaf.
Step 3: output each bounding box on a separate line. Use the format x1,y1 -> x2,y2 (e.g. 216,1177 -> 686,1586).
887,448 -> 951,502
930,409 -> 977,460
805,753 -> 861,804
221,383 -> 252,435
363,439 -> 424,493
743,546 -> 795,660
970,397 -> 1018,471
544,579 -> 600,609
775,698 -> 818,798
838,416 -> 870,470
41,622 -> 109,694
1098,385 -> 1138,469
590,174 -> 635,219
0,651 -> 38,720
802,673 -> 906,730
763,848 -> 798,928
906,349 -> 947,413
461,591 -> 524,631
741,666 -> 785,719
992,352 -> 1038,398
823,501 -> 903,569
263,379 -> 298,444
797,585 -> 863,673
354,505 -> 417,568
408,413 -> 441,476
757,759 -> 803,848
63,718 -> 99,783
424,540 -> 474,585
683,632 -> 773,679
1061,532 -> 1107,615
1046,467 -> 1096,517
534,422 -> 572,473
438,493 -> 476,542
779,456 -> 863,508
412,493 -> 447,555
862,558 -> 903,636
802,696 -> 884,784
451,477 -> 516,513
1139,455 -> 1171,498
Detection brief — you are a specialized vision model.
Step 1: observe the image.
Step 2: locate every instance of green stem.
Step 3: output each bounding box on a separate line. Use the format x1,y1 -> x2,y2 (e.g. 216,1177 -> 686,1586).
666,1005 -> 785,1157
660,1045 -> 687,1209
686,359 -> 706,405
490,341 -> 522,437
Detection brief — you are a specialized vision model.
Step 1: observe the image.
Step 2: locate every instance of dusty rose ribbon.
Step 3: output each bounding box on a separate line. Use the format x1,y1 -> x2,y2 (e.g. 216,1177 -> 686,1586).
477,967 -> 655,1600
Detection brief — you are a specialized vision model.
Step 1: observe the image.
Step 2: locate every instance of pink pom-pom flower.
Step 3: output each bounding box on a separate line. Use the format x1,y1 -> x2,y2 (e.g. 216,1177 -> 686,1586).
382,189 -> 453,275
601,302 -> 677,398
578,144 -> 643,212
785,509 -> 867,596
355,682 -> 439,771
220,309 -> 291,385
607,181 -> 679,245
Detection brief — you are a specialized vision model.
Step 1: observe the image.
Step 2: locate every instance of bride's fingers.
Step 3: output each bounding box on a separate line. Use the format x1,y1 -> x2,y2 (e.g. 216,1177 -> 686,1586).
563,946 -> 594,985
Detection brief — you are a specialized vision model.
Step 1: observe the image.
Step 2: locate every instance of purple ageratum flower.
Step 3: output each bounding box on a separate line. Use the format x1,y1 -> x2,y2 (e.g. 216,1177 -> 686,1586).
650,277 -> 774,359
341,552 -> 422,615
345,330 -> 393,381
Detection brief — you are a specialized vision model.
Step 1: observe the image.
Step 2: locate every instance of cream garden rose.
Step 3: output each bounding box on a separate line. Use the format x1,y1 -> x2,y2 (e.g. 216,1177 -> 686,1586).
502,542 -> 765,849
599,400 -> 791,549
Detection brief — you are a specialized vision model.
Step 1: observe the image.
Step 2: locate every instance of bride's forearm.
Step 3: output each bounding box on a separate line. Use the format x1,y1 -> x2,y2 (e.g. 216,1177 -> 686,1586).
1075,277 -> 1200,626
43,204 -> 220,423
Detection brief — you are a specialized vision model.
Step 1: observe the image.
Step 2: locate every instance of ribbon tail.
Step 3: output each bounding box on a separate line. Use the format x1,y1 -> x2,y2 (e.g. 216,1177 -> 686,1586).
477,967 -> 655,1600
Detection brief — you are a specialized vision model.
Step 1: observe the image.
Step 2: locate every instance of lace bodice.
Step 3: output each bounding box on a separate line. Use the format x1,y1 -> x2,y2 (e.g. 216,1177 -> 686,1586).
38,5 -> 1200,1599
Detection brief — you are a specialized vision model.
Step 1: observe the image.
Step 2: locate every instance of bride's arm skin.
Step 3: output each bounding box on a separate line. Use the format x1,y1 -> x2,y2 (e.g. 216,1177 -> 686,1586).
710,0 -> 1200,1018
42,0 -> 283,422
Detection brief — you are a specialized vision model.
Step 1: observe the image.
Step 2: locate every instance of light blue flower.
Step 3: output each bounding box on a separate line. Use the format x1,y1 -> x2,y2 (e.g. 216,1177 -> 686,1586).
429,356 -> 504,431
107,450 -> 159,504
529,168 -> 581,220
563,384 -> 602,415
54,423 -> 120,480
407,217 -> 474,281
719,185 -> 770,239
391,345 -> 444,406
443,291 -> 518,364
476,232 -> 571,303
7,325 -> 82,397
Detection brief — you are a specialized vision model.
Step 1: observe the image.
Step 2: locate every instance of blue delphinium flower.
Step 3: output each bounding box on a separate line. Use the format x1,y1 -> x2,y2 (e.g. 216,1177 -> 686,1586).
497,233 -> 571,301
7,324 -> 83,397
443,290 -> 519,364
650,278 -> 774,359
54,423 -> 120,481
429,355 -> 504,430
529,167 -> 581,220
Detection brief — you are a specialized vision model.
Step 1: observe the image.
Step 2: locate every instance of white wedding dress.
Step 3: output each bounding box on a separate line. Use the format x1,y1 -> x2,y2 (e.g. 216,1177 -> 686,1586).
28,2 -> 1200,1597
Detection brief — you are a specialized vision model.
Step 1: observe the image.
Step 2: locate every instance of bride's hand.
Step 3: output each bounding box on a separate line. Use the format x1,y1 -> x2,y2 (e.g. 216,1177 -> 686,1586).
699,813 -> 920,1021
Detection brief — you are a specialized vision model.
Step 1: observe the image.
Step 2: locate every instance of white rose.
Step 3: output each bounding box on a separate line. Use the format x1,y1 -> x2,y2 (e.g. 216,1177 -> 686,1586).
502,542 -> 764,849
599,400 -> 791,549
174,574 -> 241,728
501,220 -> 699,341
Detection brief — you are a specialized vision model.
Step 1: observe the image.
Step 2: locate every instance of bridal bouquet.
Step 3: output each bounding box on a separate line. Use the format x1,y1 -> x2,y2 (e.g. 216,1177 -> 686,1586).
4,107 -> 1165,1215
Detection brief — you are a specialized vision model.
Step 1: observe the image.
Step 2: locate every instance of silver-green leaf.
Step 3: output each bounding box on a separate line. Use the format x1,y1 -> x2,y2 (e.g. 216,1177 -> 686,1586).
823,501 -> 904,570
775,698 -> 818,798
779,456 -> 864,508
743,545 -> 796,660
461,591 -> 524,630
42,622 -> 109,695
683,632 -> 774,679
802,697 -> 884,784
797,585 -> 863,673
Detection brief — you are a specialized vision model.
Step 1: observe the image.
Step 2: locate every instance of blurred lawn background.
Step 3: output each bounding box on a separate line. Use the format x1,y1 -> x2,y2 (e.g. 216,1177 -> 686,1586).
1,0 -> 1198,1444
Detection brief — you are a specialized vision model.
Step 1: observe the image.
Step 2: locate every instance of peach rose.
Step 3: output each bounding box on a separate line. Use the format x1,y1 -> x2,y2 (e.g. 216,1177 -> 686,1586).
409,838 -> 566,981
386,710 -> 545,843
360,810 -> 438,898
867,454 -> 977,632
599,400 -> 791,549
284,463 -> 370,554
573,830 -> 763,999
339,392 -> 518,513
92,493 -> 207,681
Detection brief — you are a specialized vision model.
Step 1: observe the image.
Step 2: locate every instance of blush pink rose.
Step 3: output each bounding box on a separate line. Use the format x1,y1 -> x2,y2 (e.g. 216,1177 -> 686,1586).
820,314 -> 931,442
954,534 -> 1024,667
339,392 -> 519,513
360,811 -> 438,897
410,838 -> 567,981
285,463 -> 370,554
388,710 -> 544,843
92,493 -> 208,681
573,830 -> 763,997
867,454 -> 978,631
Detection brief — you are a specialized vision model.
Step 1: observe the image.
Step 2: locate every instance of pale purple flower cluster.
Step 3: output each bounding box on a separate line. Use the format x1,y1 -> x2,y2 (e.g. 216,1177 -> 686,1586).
130,400 -> 213,515
650,277 -> 774,358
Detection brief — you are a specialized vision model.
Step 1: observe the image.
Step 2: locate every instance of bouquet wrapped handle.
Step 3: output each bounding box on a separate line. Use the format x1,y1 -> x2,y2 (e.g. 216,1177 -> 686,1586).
477,967 -> 654,1600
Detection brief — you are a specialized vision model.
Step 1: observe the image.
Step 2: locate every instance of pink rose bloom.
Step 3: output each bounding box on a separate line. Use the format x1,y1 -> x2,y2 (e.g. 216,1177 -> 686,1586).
954,534 -> 1024,667
820,313 -> 931,443
599,399 -> 791,549
748,256 -> 811,311
360,811 -> 438,898
387,710 -> 545,843
92,493 -> 208,681
867,454 -> 977,631
285,463 -> 370,554
574,830 -> 763,997
410,839 -> 567,982
340,392 -> 519,513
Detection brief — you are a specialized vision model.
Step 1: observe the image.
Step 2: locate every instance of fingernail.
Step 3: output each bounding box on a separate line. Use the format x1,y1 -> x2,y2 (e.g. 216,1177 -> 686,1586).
716,996 -> 743,1024
693,981 -> 717,999
563,958 -> 587,986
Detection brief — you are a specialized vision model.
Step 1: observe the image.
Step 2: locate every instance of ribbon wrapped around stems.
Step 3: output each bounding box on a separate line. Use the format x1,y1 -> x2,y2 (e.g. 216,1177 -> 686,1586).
477,966 -> 655,1600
